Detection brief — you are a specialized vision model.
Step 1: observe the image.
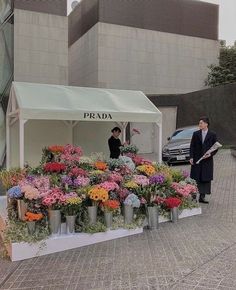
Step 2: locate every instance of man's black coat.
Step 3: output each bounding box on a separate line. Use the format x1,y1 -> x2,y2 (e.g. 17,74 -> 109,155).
190,130 -> 217,182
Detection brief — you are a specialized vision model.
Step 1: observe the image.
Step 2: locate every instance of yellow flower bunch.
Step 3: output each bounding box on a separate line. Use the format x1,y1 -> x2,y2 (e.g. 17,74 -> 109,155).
124,181 -> 139,189
137,165 -> 156,176
89,170 -> 104,175
88,186 -> 109,202
66,197 -> 82,205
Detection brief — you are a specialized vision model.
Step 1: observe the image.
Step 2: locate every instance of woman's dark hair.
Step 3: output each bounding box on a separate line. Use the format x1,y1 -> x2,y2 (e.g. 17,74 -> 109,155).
199,116 -> 210,126
111,127 -> 121,133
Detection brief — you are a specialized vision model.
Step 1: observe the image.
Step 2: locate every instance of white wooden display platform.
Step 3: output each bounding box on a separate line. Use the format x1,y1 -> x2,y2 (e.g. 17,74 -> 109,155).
0,196 -> 201,261
159,207 -> 202,223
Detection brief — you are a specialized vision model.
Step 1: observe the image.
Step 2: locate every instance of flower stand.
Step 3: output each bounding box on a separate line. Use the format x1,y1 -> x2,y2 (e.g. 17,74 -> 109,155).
0,197 -> 202,261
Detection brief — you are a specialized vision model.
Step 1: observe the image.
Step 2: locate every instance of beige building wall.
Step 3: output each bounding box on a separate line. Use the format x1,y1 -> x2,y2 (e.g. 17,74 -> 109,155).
14,9 -> 68,85
97,23 -> 219,94
69,22 -> 219,94
69,24 -> 98,87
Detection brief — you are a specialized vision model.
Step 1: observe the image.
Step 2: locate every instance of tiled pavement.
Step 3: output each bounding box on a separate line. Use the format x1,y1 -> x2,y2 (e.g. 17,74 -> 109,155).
0,150 -> 236,290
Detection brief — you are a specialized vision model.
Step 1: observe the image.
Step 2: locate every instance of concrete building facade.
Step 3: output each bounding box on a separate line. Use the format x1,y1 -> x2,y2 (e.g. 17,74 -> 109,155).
14,1 -> 68,85
68,0 -> 219,94
70,21 -> 219,94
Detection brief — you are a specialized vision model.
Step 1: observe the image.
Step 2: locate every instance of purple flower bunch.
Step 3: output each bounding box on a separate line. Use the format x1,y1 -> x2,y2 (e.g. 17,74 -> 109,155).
149,174 -> 165,185
61,176 -> 74,186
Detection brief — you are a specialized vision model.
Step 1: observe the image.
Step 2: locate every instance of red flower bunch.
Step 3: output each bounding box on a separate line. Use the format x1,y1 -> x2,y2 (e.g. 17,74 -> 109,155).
164,197 -> 182,209
44,162 -> 66,173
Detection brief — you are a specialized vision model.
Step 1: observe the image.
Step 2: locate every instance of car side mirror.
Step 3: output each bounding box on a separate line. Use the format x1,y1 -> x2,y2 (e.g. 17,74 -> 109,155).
167,137 -> 171,141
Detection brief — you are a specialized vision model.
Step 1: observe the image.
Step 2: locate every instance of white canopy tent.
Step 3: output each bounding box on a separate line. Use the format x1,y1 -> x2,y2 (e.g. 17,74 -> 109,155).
7,82 -> 162,168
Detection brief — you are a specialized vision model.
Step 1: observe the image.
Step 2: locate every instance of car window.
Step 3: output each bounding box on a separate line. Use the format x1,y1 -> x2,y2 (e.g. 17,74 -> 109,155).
171,128 -> 197,140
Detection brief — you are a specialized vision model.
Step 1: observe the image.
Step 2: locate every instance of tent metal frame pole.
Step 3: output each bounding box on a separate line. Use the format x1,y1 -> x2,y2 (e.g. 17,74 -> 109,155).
19,119 -> 27,168
158,122 -> 162,163
62,121 -> 78,145
6,115 -> 10,169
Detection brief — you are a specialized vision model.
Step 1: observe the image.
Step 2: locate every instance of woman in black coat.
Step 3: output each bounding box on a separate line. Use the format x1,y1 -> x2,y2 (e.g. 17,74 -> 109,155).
190,117 -> 218,203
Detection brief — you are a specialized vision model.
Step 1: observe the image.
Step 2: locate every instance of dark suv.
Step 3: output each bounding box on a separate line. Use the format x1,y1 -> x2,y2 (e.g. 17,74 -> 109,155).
162,126 -> 198,165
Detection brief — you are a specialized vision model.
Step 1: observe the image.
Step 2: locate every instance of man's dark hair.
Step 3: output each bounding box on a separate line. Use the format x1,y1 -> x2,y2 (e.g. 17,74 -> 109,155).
111,127 -> 121,133
199,116 -> 210,126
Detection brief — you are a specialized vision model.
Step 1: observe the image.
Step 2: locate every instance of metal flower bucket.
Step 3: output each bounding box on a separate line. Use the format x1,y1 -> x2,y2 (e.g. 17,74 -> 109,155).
48,209 -> 61,235
104,212 -> 113,228
171,207 -> 179,223
147,206 -> 159,230
124,205 -> 133,224
66,215 -> 76,234
88,205 -> 97,225
27,221 -> 36,235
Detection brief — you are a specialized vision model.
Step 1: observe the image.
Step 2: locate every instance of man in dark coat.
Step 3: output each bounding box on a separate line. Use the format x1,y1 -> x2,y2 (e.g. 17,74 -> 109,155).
190,117 -> 218,203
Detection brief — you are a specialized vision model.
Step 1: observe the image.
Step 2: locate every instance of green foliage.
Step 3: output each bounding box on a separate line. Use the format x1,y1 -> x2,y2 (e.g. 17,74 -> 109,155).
107,158 -> 125,170
111,214 -> 145,230
179,198 -> 199,211
0,168 -> 25,190
171,169 -> 185,183
4,219 -> 49,244
205,45 -> 236,87
83,221 -> 107,233
120,144 -> 139,154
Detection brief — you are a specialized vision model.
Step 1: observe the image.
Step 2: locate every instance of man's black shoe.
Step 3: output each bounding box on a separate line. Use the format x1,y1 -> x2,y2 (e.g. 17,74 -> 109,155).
199,199 -> 209,204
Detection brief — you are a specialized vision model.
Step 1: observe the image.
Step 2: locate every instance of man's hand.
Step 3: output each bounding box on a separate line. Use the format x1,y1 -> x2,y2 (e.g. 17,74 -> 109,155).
203,153 -> 211,159
190,158 -> 194,165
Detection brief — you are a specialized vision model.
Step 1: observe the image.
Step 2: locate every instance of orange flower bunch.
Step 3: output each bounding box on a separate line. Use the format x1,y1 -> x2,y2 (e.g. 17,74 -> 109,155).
137,165 -> 156,176
88,186 -> 108,202
25,212 -> 43,222
94,161 -> 107,171
102,200 -> 120,212
48,145 -> 64,154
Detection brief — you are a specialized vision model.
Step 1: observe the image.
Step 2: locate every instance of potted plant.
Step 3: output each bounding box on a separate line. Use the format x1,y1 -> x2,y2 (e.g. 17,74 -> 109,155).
61,193 -> 82,234
88,186 -> 109,224
101,199 -> 120,228
123,193 -> 140,224
164,197 -> 182,223
24,211 -> 44,234
7,185 -> 28,221
42,188 -> 66,235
